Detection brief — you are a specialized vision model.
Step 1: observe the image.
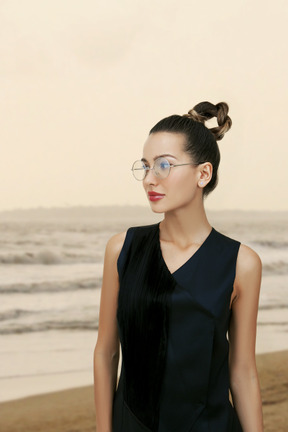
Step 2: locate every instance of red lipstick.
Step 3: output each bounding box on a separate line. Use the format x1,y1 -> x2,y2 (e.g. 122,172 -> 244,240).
148,191 -> 165,202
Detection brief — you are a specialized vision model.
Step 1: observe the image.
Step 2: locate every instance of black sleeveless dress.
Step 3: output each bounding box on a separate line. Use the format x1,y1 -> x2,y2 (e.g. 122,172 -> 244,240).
112,222 -> 243,432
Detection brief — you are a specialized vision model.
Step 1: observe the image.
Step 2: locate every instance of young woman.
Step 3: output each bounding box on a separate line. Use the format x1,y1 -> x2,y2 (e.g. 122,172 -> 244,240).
93,101 -> 263,432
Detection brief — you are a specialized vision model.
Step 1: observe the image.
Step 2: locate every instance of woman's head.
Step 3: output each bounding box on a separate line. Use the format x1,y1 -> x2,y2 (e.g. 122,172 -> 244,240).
148,101 -> 232,198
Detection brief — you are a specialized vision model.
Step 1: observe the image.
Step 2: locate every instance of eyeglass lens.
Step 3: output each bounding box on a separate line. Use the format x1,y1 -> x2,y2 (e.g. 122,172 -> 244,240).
132,157 -> 171,180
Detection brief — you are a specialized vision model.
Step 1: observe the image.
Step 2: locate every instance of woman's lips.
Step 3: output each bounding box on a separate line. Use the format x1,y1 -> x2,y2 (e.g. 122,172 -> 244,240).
148,192 -> 165,202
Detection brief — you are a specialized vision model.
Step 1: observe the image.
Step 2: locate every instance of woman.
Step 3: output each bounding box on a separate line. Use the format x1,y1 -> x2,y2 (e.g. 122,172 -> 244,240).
93,101 -> 263,432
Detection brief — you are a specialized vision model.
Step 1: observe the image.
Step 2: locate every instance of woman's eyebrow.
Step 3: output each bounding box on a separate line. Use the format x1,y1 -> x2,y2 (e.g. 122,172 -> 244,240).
141,154 -> 178,163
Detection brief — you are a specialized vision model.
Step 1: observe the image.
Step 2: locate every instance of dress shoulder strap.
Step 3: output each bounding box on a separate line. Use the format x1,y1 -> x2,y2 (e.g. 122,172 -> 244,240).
117,223 -> 159,279
117,227 -> 135,278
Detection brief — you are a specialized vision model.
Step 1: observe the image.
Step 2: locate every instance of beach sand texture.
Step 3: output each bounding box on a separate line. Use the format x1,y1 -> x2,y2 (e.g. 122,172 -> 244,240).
0,350 -> 287,432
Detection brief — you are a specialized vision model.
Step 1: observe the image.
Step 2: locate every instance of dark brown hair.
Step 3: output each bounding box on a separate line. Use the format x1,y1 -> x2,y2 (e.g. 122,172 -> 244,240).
149,101 -> 232,198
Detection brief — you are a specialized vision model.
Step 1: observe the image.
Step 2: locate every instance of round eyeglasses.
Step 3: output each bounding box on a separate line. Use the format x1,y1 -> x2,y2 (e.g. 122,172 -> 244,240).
131,157 -> 202,181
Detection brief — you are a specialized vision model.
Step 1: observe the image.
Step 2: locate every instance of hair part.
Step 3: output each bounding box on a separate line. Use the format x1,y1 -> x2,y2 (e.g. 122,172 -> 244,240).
149,101 -> 232,198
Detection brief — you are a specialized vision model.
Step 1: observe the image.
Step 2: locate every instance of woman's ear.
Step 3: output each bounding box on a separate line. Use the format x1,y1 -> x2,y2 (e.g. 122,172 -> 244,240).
198,162 -> 213,188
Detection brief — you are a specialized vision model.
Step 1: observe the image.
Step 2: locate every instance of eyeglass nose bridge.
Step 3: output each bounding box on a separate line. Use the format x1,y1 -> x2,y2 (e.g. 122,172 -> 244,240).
143,164 -> 161,181
131,157 -> 172,181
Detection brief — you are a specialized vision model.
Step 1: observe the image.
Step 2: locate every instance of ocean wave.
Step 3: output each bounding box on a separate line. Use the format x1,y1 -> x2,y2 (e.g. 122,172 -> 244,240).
252,240 -> 288,249
0,368 -> 90,380
0,277 -> 101,293
259,304 -> 288,311
0,309 -> 39,321
0,250 -> 62,264
0,320 -> 99,335
0,249 -> 103,265
262,261 -> 288,275
0,250 -> 101,265
257,322 -> 288,326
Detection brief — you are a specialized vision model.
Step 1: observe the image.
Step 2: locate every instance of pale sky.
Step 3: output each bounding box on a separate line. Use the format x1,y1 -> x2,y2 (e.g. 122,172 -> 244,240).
1,0 -> 287,212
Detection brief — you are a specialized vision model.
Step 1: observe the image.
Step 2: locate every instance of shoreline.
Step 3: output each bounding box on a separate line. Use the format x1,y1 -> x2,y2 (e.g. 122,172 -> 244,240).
2,321 -> 288,405
1,350 -> 287,432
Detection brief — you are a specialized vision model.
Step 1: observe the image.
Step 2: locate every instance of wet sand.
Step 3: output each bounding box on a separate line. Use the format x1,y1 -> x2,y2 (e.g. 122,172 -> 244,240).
1,350 -> 287,432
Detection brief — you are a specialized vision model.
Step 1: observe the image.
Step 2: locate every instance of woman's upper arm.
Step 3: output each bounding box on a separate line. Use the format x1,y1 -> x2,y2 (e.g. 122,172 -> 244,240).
228,244 -> 262,370
95,231 -> 126,357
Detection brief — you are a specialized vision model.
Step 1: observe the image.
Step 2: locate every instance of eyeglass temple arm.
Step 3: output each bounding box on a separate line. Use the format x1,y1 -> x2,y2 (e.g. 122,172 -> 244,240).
172,162 -> 205,167
131,161 -> 206,170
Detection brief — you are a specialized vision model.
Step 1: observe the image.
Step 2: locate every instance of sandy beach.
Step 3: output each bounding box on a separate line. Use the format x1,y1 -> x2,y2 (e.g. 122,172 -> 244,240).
0,209 -> 287,430
1,350 -> 287,432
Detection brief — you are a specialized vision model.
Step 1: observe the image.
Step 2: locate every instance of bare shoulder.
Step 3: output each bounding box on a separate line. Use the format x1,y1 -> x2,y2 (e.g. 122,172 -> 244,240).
234,243 -> 262,290
237,243 -> 262,272
105,231 -> 127,262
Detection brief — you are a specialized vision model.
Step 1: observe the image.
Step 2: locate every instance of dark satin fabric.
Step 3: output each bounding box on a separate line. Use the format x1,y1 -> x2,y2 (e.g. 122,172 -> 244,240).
113,222 -> 243,432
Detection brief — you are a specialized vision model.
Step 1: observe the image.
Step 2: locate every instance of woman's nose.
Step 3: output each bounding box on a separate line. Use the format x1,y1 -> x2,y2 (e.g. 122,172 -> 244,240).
144,167 -> 158,185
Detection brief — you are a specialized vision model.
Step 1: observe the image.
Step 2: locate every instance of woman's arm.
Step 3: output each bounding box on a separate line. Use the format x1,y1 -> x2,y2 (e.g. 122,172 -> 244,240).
93,231 -> 126,432
228,244 -> 264,432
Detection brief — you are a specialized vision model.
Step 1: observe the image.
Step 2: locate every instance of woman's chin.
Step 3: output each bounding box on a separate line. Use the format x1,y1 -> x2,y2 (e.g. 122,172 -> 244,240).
148,202 -> 166,214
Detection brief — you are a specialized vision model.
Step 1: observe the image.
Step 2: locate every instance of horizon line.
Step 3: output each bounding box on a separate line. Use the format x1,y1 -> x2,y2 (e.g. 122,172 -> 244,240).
0,205 -> 287,214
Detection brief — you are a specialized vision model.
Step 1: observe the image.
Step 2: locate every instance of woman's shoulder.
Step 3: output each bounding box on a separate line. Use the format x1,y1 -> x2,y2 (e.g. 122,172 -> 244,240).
214,228 -> 261,268
105,231 -> 127,259
237,243 -> 262,273
234,243 -> 262,292
105,222 -> 159,259
214,228 -> 262,292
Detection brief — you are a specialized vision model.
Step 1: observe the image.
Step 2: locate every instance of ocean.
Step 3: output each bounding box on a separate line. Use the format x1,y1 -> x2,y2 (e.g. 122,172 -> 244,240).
0,206 -> 287,402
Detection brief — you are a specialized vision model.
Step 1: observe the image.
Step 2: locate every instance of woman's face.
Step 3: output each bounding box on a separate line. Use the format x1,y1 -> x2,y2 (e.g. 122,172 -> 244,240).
141,132 -> 207,214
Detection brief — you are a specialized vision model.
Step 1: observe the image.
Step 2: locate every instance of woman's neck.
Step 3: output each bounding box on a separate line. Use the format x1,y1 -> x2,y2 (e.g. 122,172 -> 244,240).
160,201 -> 212,247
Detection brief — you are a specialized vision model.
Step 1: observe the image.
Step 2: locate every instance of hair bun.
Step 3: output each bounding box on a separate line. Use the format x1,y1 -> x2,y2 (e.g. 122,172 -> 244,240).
183,101 -> 232,141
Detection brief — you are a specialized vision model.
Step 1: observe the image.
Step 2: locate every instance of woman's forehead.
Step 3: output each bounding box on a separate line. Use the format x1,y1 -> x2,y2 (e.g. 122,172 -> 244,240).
143,132 -> 187,157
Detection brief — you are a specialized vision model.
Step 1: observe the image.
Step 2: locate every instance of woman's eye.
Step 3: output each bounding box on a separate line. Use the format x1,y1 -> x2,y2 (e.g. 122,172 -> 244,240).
160,161 -> 170,169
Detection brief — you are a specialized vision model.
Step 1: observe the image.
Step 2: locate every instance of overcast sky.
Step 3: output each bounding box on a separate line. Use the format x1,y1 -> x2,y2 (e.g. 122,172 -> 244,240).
1,0 -> 287,211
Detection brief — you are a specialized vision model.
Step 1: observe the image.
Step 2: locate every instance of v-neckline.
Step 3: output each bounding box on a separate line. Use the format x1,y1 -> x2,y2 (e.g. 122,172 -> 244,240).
157,222 -> 215,276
